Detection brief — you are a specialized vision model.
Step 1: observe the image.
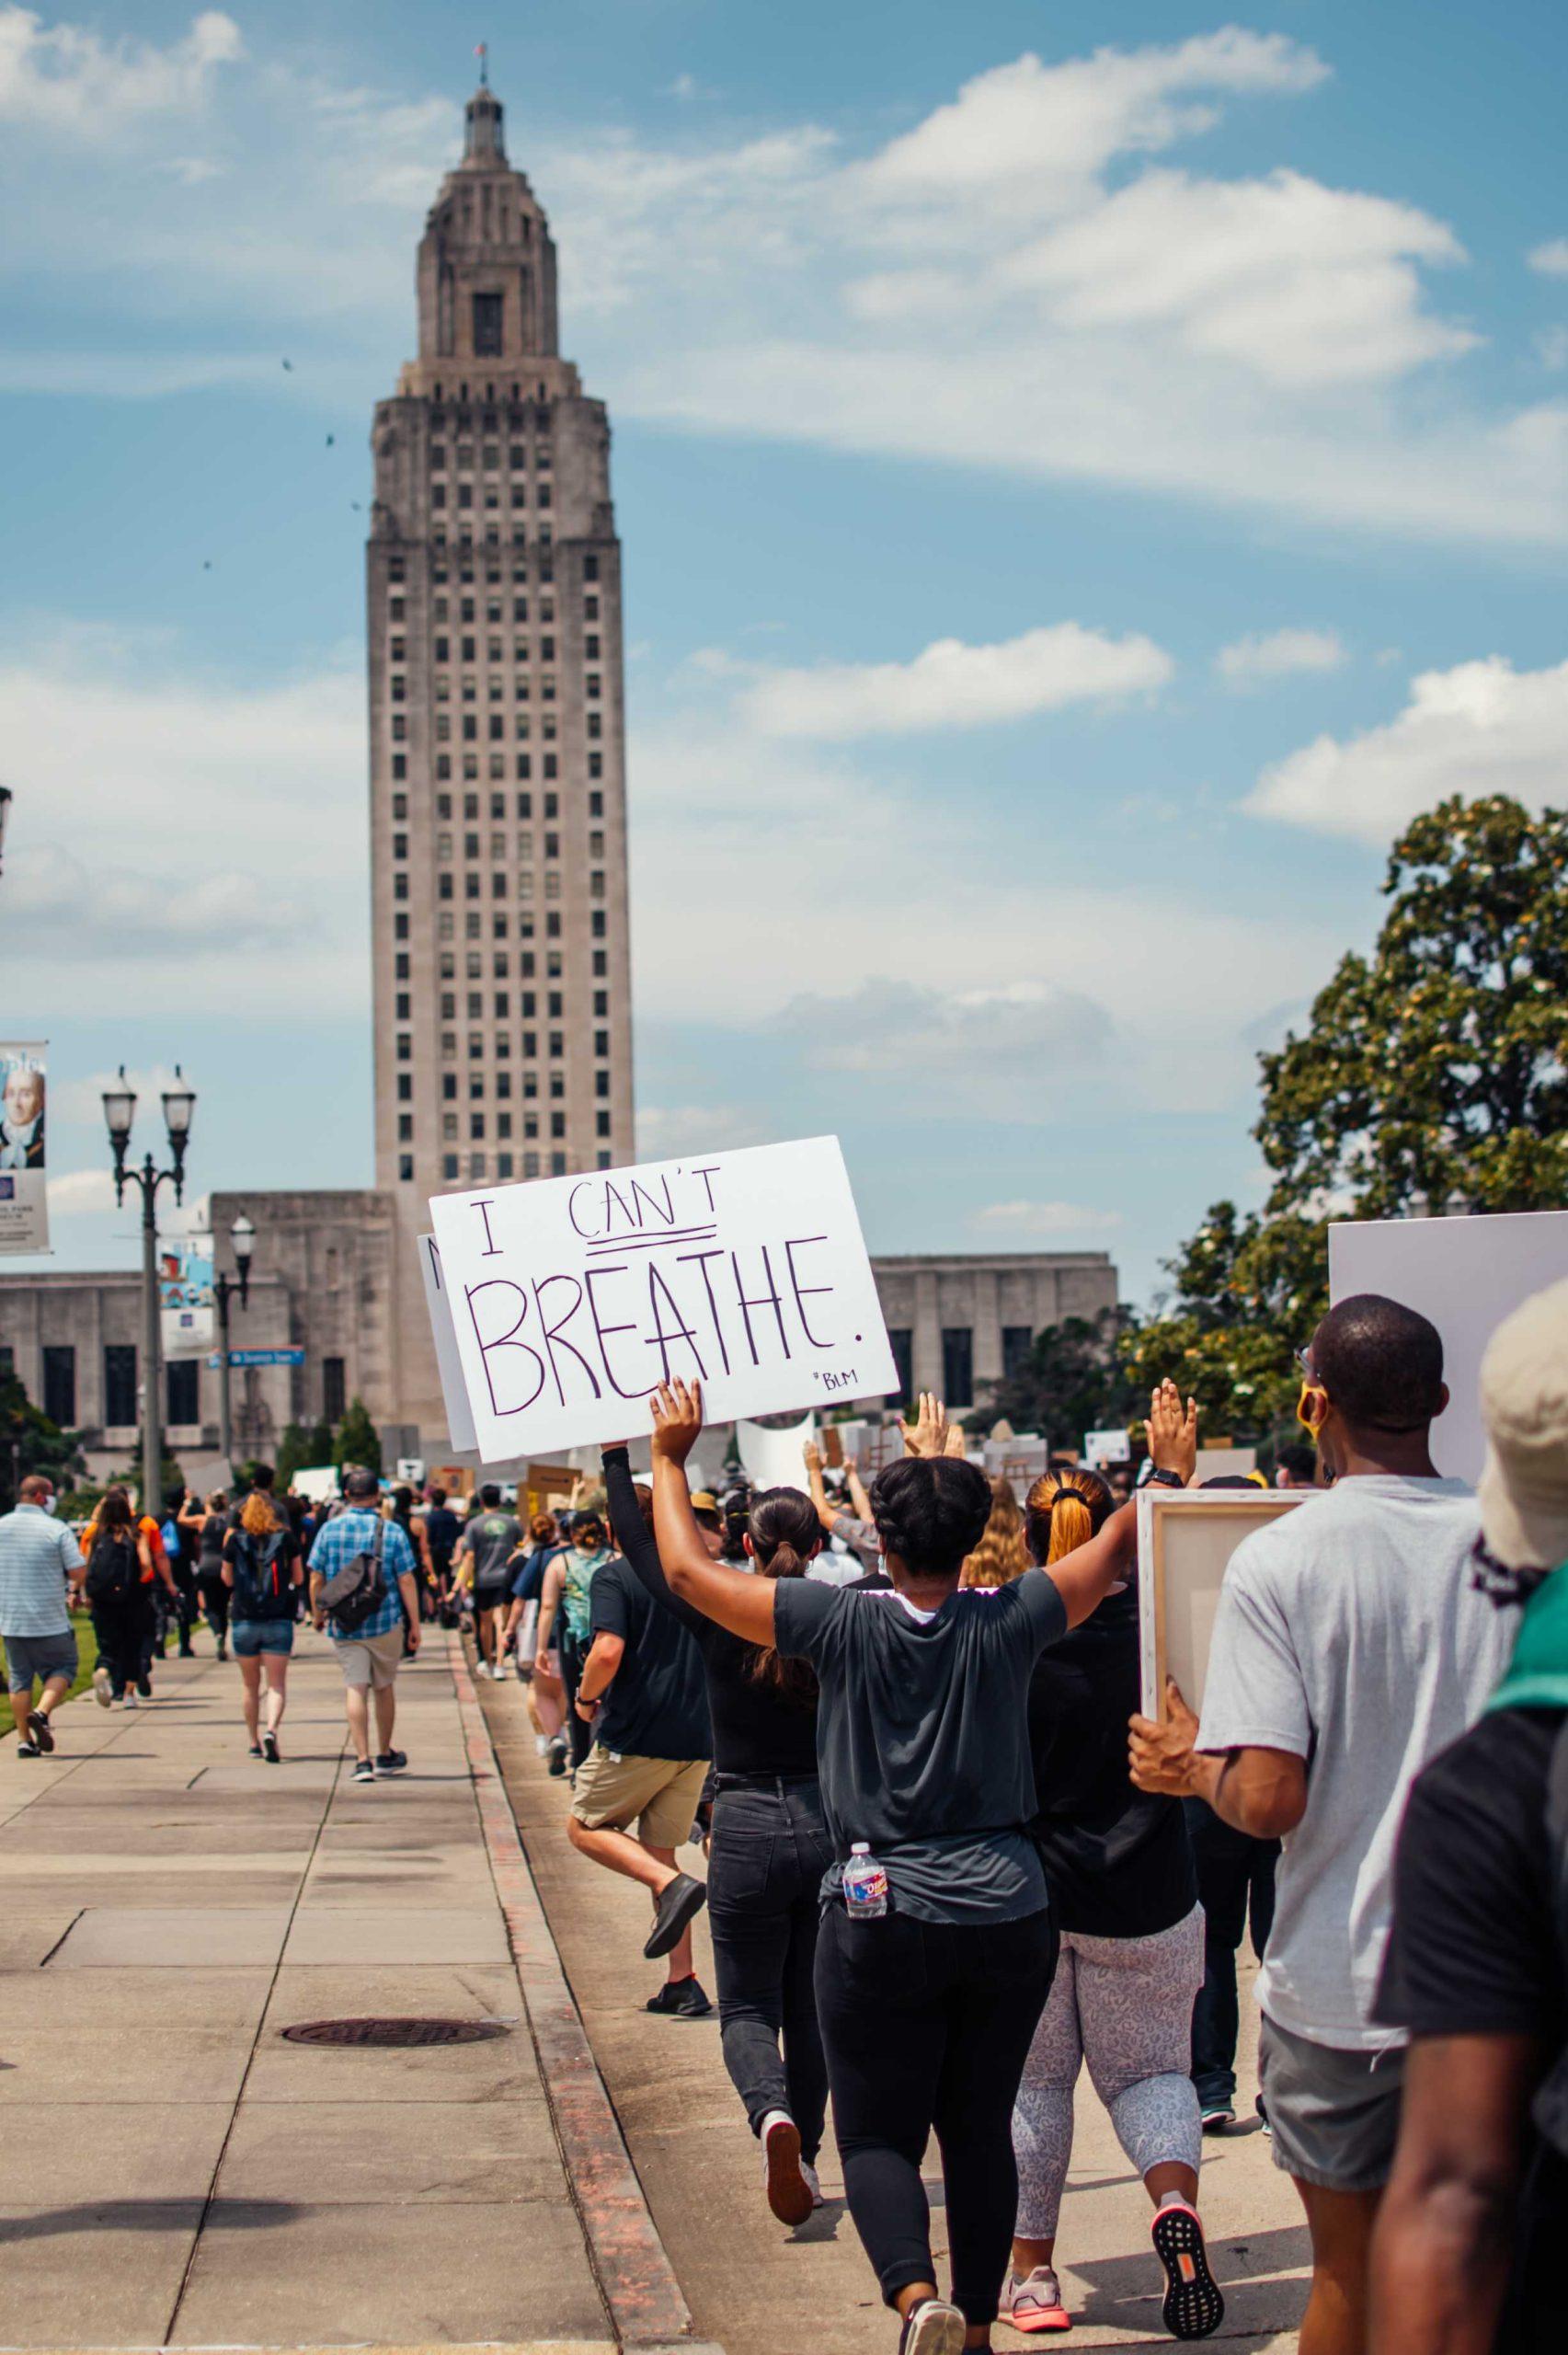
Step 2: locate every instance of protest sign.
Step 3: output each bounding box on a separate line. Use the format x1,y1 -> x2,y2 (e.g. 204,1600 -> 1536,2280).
427,1136 -> 897,1465
0,1042 -> 49,1255
417,1232 -> 479,1457
1085,1428 -> 1134,1468
738,1413 -> 814,1491
1138,1488 -> 1307,1719
1330,1209 -> 1568,1484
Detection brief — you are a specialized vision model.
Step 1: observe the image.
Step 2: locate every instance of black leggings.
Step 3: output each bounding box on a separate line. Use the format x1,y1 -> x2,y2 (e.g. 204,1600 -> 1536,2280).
556,1628 -> 594,1771
815,1902 -> 1057,2326
91,1595 -> 154,1700
707,1778 -> 834,2163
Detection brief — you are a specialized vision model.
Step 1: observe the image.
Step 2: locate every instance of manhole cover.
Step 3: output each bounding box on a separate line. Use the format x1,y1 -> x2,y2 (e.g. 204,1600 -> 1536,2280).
280,2016 -> 509,2048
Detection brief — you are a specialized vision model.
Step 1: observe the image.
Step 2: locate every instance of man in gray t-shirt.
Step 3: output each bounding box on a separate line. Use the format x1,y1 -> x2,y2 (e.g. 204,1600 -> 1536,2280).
1131,1294 -> 1518,2355
456,1486 -> 523,1679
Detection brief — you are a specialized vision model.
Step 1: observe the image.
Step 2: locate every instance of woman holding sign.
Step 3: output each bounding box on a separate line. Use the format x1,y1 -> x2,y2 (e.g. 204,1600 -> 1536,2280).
649,1377 -> 1192,2355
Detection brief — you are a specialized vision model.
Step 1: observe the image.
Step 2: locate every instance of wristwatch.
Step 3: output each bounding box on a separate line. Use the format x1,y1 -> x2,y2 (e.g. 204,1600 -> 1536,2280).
1146,1468 -> 1185,1490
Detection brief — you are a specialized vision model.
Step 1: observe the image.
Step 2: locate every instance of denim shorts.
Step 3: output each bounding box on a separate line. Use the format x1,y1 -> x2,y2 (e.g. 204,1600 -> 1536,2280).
230,1617 -> 295,1659
3,1629 -> 79,1691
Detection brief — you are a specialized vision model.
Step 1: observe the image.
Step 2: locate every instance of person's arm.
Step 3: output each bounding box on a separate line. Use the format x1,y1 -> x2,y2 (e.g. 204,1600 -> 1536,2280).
398,1569 -> 421,1647
534,1556 -> 566,1671
649,1381 -> 778,1648
602,1445 -> 709,1637
1045,1381 -> 1196,1631
845,1463 -> 873,1523
576,1629 -> 624,1719
1368,2033 -> 1539,2355
801,1439 -> 836,1534
60,1522 -> 86,1601
1127,1683 -> 1310,1836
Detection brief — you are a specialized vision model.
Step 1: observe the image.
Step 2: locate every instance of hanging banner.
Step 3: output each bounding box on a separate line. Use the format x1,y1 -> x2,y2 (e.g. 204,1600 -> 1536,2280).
0,1041 -> 49,1256
159,1236 -> 216,1357
427,1135 -> 898,1465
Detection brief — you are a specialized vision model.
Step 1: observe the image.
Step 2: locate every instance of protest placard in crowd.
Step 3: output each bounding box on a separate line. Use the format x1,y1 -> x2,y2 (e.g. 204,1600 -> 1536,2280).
1138,1487 -> 1306,1718
1329,1207 -> 1568,1482
427,1136 -> 897,1466
418,1231 -> 478,1458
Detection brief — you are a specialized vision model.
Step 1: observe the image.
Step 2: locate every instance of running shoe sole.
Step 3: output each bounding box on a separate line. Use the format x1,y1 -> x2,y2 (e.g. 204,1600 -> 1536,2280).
763,2115 -> 813,2228
1004,2291 -> 1072,2335
1151,2202 -> 1225,2341
900,2303 -> 967,2355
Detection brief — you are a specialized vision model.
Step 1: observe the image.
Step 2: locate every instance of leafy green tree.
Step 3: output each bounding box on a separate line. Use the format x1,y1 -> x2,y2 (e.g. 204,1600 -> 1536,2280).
331,1396 -> 382,1477
1126,794 -> 1568,1436
0,1375 -> 86,1513
305,1417 -> 334,1466
975,1308 -> 1145,1448
274,1422 -> 309,1493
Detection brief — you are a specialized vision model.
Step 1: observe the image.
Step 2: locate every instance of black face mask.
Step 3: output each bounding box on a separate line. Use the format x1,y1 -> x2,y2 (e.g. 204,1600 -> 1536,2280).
1470,1533 -> 1550,1610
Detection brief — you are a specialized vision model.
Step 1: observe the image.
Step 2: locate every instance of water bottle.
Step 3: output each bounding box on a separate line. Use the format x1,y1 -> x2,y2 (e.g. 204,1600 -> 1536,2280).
842,1842 -> 888,1918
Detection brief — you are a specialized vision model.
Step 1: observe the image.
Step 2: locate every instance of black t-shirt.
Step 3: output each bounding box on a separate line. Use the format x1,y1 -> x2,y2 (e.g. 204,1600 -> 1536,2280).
773,1571 -> 1069,1925
198,1513 -> 227,1576
1376,1706 -> 1568,2352
1028,1580 -> 1196,1937
602,1451 -> 818,1779
424,1505 -> 461,1567
589,1555 -> 712,1763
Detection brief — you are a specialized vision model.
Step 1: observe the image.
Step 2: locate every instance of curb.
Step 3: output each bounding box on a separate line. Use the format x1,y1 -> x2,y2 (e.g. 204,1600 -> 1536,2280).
449,1636 -> 721,2355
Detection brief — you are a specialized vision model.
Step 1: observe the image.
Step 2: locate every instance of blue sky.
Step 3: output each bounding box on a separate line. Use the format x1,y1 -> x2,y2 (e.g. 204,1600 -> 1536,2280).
4,0 -> 1567,1305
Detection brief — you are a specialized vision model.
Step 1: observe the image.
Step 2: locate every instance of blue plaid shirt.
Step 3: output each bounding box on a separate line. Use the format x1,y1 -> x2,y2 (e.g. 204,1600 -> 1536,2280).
307,1509 -> 415,1640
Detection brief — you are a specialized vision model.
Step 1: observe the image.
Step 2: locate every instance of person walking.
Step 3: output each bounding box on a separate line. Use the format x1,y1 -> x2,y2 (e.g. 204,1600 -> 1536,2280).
1130,1295 -> 1518,2355
456,1483 -> 524,1676
567,1484 -> 715,2020
536,1511 -> 614,1773
308,1466 -> 421,1783
0,1472 -> 86,1755
84,1490 -> 160,1708
1006,1465 -> 1217,2340
650,1378 -> 1190,2355
1368,1275 -> 1568,2355
604,1442 -> 831,2222
422,1485 -> 463,1622
505,1512 -> 567,1746
196,1490 -> 232,1660
223,1488 -> 303,1761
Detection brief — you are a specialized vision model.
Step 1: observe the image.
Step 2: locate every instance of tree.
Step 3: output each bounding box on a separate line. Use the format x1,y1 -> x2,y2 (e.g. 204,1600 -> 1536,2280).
1257,795 -> 1568,1220
331,1396 -> 382,1477
305,1417 -> 334,1466
974,1308 -> 1144,1449
0,1375 -> 86,1514
1126,794 -> 1568,1436
274,1422 -> 309,1493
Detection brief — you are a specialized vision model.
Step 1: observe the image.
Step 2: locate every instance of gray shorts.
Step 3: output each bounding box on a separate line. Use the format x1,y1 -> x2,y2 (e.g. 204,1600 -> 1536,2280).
1258,2013 -> 1406,2192
3,1629 -> 78,1693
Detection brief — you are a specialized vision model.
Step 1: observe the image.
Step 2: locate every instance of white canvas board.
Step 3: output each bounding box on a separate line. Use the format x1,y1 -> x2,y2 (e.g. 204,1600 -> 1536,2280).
1329,1209 -> 1568,1484
416,1232 -> 479,1457
1194,1446 -> 1258,1482
428,1136 -> 897,1465
1137,1488 -> 1308,1719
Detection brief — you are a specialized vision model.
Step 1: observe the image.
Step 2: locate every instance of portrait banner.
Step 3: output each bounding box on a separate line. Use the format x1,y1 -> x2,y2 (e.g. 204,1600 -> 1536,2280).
0,1041 -> 49,1256
160,1236 -> 216,1358
427,1135 -> 898,1465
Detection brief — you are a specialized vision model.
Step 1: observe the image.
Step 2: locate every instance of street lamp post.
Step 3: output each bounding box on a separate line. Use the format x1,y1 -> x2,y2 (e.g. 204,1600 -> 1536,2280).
0,786 -> 12,877
103,1066 -> 196,1522
213,1214 -> 255,1467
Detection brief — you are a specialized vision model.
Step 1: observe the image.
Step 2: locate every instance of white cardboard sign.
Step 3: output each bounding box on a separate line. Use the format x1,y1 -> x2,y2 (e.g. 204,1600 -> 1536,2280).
427,1136 -> 898,1465
1329,1209 -> 1568,1485
417,1232 -> 478,1458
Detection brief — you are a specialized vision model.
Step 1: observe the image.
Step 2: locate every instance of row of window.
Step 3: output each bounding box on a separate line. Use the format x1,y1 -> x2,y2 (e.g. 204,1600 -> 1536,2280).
430,482 -> 552,511
395,833 -> 608,863
31,1347 -> 345,1431
409,868 -> 608,906
386,552 -> 601,591
429,443 -> 550,473
388,596 -> 597,629
397,1147 -> 612,1183
392,909 -> 610,950
395,789 -> 604,823
390,752 -> 606,786
400,635 -> 601,665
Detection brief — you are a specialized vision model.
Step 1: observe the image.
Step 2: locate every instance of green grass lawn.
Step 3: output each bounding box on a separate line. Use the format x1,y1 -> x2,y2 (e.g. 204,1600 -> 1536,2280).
0,1613 -> 101,1739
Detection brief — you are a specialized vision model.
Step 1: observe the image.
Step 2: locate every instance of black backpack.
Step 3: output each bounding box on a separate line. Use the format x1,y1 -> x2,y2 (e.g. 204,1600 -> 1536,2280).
86,1529 -> 137,1603
231,1529 -> 290,1620
319,1517 -> 387,1634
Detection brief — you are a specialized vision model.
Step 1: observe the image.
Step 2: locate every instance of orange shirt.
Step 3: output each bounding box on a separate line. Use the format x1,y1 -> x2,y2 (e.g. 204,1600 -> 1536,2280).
80,1515 -> 166,1585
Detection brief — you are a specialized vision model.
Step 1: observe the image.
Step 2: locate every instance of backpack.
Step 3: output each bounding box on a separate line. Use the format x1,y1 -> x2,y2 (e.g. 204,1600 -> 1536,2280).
1532,1718 -> 1568,2162
86,1529 -> 138,1603
231,1529 -> 290,1620
319,1517 -> 387,1634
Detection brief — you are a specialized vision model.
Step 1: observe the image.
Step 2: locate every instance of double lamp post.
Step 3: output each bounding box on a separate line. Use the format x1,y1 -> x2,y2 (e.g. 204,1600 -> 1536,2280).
102,1069 -> 257,1509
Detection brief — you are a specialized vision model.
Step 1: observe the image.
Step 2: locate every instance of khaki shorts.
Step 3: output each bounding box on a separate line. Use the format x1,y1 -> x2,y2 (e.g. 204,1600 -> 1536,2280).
570,1748 -> 708,1851
333,1626 -> 405,1691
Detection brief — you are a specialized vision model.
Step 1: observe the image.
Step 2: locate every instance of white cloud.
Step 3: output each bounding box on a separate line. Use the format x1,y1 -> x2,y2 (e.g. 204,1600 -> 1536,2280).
45,1168 -> 118,1216
1216,626 -> 1347,685
0,625 -> 366,1016
779,979 -> 1115,1077
1245,654 -> 1568,842
635,1105 -> 768,1158
969,1200 -> 1125,1236
736,623 -> 1173,740
1529,238 -> 1568,278
0,6 -> 240,132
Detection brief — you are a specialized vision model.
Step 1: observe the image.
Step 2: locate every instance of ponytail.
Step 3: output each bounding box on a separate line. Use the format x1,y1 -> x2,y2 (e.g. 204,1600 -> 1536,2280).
1024,1467 -> 1114,1567
743,1488 -> 820,1709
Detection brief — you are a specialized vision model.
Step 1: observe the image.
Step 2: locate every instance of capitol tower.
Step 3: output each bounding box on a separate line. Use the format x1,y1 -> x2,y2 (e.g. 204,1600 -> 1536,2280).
367,68 -> 634,1439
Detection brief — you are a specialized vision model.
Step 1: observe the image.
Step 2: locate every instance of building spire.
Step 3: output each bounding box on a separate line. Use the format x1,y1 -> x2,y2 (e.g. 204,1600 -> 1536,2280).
463,46 -> 506,165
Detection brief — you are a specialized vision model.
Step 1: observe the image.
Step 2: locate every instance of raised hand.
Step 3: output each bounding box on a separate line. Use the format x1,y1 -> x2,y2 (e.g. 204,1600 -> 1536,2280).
904,1393 -> 951,1460
1146,1379 -> 1198,1484
802,1438 -> 823,1476
650,1376 -> 704,1464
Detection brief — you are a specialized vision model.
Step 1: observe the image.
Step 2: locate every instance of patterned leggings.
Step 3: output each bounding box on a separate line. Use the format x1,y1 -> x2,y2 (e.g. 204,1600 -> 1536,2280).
1013,1905 -> 1205,2237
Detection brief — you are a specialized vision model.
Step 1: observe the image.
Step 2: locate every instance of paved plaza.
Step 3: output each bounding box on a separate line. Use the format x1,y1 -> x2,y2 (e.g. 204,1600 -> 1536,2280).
0,1633 -> 1308,2352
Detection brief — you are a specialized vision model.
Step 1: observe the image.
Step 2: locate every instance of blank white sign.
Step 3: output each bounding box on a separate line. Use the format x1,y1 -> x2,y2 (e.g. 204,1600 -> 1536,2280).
1329,1209 -> 1568,1484
428,1136 -> 898,1465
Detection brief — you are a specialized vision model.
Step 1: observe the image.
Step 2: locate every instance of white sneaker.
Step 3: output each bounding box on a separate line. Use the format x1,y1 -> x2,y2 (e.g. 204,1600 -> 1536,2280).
122,1691 -> 139,1709
92,1666 -> 113,1709
801,2158 -> 822,2207
533,1733 -> 550,1757
898,2300 -> 966,2355
1001,2265 -> 1070,2332
760,2110 -> 813,2227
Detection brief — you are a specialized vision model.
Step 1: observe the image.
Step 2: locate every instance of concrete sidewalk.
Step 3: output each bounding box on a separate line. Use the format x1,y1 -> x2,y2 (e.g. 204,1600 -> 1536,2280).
0,1627 -> 711,2353
478,1673 -> 1311,2355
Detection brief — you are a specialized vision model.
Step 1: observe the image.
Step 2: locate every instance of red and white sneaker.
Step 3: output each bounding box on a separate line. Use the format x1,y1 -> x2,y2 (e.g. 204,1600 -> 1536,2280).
1001,2267 -> 1070,2333
1150,2200 -> 1225,2340
760,2110 -> 814,2227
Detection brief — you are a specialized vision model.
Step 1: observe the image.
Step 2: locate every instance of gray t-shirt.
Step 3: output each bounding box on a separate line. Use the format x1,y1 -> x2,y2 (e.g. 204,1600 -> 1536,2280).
1197,1474 -> 1515,2051
773,1569 -> 1068,1924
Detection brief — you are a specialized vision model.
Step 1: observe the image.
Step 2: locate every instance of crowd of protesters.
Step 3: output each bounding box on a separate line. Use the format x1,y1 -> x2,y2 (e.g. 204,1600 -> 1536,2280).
2,1275 -> 1565,2355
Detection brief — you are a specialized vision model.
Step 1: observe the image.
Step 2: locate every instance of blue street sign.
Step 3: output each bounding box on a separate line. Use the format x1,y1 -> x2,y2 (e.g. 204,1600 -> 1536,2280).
205,1347 -> 305,1369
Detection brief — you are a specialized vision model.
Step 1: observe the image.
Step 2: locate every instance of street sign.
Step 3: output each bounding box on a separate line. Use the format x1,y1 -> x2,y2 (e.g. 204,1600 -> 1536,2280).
205,1346 -> 305,1369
